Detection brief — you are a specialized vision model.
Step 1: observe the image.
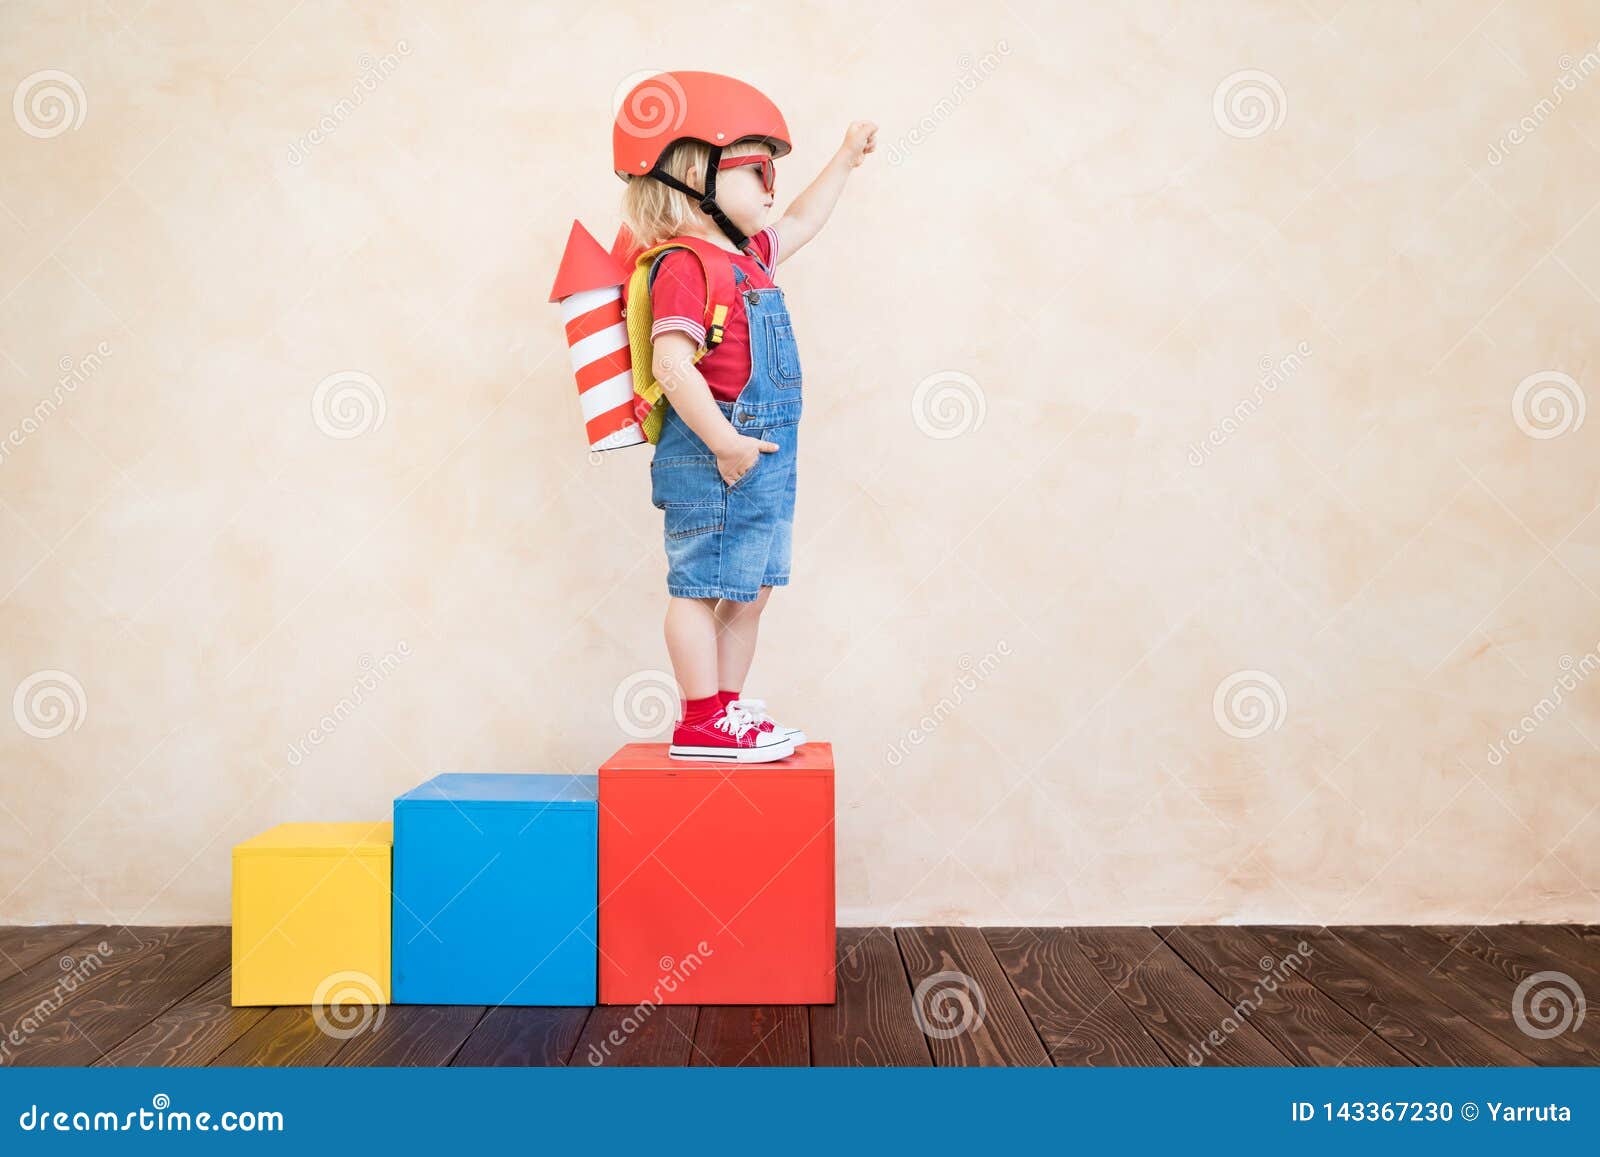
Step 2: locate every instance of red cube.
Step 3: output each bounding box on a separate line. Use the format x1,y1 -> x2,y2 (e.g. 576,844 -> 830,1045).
598,742 -> 835,1005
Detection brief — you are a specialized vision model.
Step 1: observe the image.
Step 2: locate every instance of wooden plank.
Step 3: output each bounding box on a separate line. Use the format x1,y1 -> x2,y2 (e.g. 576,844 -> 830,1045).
1157,926 -> 1408,1066
1068,926 -> 1288,1066
1253,926 -> 1530,1067
1422,926 -> 1593,987
0,926 -> 107,989
894,926 -> 1049,1066
569,1006 -> 698,1066
211,1007 -> 351,1066
330,1005 -> 486,1066
809,927 -> 930,1066
983,927 -> 1170,1066
1534,926 -> 1600,986
97,968 -> 267,1067
690,1005 -> 809,1066
1529,928 -> 1600,972
1340,926 -> 1600,1065
1558,925 -> 1600,952
7,921 -> 1579,1071
0,927 -> 113,1008
452,1007 -> 589,1066
1456,925 -> 1600,1001
0,926 -> 230,1065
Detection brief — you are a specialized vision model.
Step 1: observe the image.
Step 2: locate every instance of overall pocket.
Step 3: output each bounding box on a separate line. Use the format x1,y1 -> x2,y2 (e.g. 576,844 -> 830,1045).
651,451 -> 721,511
767,318 -> 803,387
662,503 -> 724,541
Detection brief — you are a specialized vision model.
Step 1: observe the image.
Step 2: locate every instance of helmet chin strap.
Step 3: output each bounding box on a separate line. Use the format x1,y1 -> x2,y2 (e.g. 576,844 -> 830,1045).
644,145 -> 752,252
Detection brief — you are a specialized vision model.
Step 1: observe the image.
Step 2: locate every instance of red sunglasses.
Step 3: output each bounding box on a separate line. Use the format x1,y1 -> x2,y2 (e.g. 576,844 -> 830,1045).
716,153 -> 776,194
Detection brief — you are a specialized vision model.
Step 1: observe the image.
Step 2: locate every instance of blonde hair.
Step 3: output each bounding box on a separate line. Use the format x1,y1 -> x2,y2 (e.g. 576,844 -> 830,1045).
621,138 -> 773,249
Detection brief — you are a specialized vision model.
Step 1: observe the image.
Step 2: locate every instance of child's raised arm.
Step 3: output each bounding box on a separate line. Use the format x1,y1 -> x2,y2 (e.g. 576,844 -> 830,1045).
773,120 -> 876,263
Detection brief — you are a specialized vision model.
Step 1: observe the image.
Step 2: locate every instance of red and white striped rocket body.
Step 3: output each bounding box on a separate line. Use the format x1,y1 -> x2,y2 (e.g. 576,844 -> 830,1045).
550,221 -> 642,452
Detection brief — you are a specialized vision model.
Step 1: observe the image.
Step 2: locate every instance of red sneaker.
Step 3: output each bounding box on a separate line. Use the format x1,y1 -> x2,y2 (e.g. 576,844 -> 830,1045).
726,698 -> 807,746
669,706 -> 796,762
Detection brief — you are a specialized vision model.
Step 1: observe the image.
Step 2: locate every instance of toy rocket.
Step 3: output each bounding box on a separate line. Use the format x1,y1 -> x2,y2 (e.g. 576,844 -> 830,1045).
550,221 -> 641,452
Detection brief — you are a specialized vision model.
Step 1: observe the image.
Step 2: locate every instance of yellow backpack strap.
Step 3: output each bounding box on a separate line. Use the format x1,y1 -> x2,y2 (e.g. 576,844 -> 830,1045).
627,241 -> 738,444
707,303 -> 730,347
624,259 -> 665,444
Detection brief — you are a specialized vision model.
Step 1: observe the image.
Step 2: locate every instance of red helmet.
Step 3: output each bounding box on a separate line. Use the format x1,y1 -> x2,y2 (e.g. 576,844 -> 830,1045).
613,71 -> 791,180
612,71 -> 789,253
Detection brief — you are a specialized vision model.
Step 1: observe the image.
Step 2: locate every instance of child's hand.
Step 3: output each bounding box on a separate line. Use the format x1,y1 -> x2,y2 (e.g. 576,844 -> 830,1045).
715,432 -> 780,488
841,121 -> 877,167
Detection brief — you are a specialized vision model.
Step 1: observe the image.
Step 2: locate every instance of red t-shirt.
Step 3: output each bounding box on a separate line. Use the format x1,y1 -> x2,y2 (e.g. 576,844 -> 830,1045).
649,226 -> 781,403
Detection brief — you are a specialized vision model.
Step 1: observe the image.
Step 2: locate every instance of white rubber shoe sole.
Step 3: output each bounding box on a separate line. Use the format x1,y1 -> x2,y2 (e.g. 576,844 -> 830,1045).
668,737 -> 796,762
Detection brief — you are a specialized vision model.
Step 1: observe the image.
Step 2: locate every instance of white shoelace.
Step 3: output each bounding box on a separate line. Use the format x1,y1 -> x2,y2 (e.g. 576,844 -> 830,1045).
726,698 -> 773,729
713,705 -> 760,738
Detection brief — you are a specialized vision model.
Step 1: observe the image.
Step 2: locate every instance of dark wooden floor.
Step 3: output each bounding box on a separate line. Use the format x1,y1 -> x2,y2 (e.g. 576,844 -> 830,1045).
0,925 -> 1596,1066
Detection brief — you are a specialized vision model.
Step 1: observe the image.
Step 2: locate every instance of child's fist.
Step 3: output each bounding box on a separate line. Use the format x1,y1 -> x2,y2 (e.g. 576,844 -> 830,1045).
842,121 -> 877,167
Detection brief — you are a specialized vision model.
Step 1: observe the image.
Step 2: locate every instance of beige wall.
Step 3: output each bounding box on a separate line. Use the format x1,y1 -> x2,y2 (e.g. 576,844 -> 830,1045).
2,1 -> 1598,926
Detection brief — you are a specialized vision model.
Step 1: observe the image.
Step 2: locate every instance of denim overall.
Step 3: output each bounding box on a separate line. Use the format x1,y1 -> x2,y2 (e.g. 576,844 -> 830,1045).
649,259 -> 803,603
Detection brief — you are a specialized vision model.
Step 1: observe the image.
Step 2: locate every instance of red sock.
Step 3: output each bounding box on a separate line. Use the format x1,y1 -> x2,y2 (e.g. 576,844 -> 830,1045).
717,688 -> 742,707
683,694 -> 722,725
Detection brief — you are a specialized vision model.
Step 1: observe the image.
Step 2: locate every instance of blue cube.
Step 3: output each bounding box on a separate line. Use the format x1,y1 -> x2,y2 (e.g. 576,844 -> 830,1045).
392,773 -> 597,1005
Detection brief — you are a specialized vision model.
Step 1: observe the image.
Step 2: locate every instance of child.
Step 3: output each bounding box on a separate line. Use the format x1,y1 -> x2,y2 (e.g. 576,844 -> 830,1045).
614,71 -> 876,760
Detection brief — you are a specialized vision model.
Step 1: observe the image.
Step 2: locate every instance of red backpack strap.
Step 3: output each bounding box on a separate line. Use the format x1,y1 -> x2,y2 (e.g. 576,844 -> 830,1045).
653,236 -> 739,348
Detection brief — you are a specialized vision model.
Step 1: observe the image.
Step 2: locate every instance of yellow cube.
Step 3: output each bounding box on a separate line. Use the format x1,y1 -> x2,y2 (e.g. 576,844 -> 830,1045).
231,821 -> 392,1007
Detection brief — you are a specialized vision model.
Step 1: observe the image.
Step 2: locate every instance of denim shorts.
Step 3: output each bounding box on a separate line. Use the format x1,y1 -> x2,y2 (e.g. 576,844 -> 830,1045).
648,263 -> 803,602
649,400 -> 799,602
